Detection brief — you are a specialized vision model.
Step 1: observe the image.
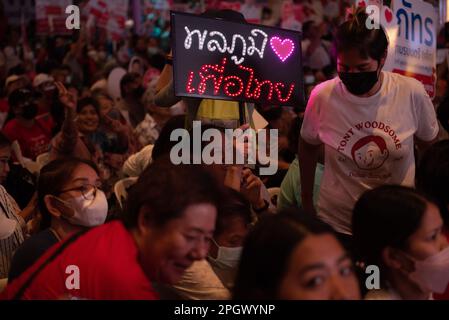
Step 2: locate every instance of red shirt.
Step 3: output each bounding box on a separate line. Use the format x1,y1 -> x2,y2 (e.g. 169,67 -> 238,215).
2,114 -> 54,160
1,221 -> 158,300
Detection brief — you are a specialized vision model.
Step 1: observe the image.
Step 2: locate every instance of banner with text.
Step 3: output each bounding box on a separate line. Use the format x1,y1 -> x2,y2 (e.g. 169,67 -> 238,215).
171,12 -> 305,106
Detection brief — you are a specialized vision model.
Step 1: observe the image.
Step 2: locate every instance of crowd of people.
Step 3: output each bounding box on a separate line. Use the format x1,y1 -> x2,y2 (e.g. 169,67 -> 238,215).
0,5 -> 449,300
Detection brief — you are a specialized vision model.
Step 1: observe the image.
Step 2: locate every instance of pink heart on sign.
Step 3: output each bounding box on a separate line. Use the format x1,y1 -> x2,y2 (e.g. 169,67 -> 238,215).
270,37 -> 295,62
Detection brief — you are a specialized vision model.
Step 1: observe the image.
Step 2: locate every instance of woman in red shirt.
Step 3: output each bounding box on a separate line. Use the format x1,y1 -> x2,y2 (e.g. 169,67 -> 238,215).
1,158 -> 223,299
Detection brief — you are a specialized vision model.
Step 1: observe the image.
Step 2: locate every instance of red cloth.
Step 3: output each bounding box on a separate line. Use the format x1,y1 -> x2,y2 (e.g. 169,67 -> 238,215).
0,99 -> 9,113
1,221 -> 158,300
2,114 -> 54,160
434,229 -> 449,300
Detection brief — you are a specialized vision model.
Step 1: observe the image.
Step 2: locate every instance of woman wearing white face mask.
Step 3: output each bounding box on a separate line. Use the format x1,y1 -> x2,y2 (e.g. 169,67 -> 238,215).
353,185 -> 449,300
8,157 -> 108,282
207,188 -> 252,290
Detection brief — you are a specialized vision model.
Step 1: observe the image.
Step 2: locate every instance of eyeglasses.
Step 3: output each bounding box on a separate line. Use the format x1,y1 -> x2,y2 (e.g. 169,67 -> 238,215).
59,183 -> 100,201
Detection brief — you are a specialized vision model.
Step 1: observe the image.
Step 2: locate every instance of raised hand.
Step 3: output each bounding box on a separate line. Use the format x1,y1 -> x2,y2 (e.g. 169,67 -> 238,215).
56,81 -> 77,111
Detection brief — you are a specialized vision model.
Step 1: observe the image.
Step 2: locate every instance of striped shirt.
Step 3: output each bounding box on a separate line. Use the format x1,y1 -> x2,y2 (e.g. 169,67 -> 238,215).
0,185 -> 25,278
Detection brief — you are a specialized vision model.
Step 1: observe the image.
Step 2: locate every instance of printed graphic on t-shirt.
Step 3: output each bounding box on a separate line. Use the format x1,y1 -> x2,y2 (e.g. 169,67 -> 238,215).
351,135 -> 389,170
336,120 -> 404,179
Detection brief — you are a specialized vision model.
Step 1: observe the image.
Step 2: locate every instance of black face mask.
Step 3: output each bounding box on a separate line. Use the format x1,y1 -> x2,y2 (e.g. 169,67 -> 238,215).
338,69 -> 380,96
21,103 -> 38,120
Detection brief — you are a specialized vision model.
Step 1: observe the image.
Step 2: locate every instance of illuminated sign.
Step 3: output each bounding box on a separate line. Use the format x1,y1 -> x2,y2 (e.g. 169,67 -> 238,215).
171,11 -> 305,106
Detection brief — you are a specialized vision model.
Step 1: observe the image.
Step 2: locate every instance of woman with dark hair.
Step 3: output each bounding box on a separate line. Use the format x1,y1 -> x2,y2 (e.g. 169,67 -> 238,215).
416,140 -> 449,299
299,7 -> 439,242
416,140 -> 449,228
8,157 -> 107,282
352,185 -> 449,300
1,158 -> 222,299
233,209 -> 360,300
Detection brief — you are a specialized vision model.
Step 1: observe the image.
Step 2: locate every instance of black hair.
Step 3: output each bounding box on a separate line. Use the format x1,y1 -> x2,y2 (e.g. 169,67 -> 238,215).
416,140 -> 449,227
352,185 -> 434,280
215,187 -> 252,238
7,88 -> 33,109
334,7 -> 388,61
76,97 -> 100,115
119,72 -> 140,97
38,158 -> 99,229
302,20 -> 315,34
233,209 -> 335,299
152,115 -> 187,160
122,156 -> 223,229
201,9 -> 246,23
0,132 -> 11,149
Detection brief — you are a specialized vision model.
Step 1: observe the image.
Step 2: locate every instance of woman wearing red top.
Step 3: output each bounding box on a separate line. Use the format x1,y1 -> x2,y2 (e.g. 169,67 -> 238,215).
1,158 -> 223,299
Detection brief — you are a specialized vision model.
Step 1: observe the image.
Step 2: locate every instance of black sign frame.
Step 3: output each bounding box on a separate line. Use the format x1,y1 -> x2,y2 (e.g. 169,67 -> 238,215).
170,11 -> 305,107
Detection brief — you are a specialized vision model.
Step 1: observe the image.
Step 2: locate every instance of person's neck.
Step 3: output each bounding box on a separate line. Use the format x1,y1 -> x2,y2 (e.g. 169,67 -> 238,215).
17,117 -> 35,127
50,218 -> 85,241
359,71 -> 383,98
388,271 -> 430,300
130,228 -> 158,281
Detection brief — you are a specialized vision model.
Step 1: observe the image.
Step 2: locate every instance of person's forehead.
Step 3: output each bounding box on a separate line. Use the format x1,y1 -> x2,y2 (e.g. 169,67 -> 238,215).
290,233 -> 345,269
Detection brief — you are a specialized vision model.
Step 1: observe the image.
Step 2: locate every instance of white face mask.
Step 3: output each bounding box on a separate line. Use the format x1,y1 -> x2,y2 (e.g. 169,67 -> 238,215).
58,189 -> 108,227
408,246 -> 449,294
209,239 -> 242,269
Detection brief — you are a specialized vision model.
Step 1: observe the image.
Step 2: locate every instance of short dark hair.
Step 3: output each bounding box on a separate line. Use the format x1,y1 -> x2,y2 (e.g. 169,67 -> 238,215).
334,7 -> 388,61
120,72 -> 140,97
152,115 -> 186,161
233,209 -> 334,299
215,187 -> 252,238
352,185 -> 433,279
302,20 -> 315,34
0,132 -> 11,149
38,158 -> 99,229
416,140 -> 449,227
76,97 -> 100,115
122,156 -> 223,229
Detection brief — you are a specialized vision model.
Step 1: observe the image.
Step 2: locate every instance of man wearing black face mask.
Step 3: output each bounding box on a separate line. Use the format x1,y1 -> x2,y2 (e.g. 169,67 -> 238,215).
298,8 -> 439,246
117,72 -> 146,128
2,88 -> 54,160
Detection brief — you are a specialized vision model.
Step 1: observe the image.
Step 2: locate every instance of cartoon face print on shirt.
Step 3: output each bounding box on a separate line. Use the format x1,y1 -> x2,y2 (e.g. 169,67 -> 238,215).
351,135 -> 389,170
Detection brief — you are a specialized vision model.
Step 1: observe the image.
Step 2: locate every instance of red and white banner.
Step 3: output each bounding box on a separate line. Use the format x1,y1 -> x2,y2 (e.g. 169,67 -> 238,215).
86,0 -> 128,41
357,0 -> 437,98
35,0 -> 72,35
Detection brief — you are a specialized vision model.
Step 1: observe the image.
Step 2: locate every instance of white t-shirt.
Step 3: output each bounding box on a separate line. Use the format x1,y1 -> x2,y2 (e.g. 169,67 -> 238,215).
301,71 -> 439,234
